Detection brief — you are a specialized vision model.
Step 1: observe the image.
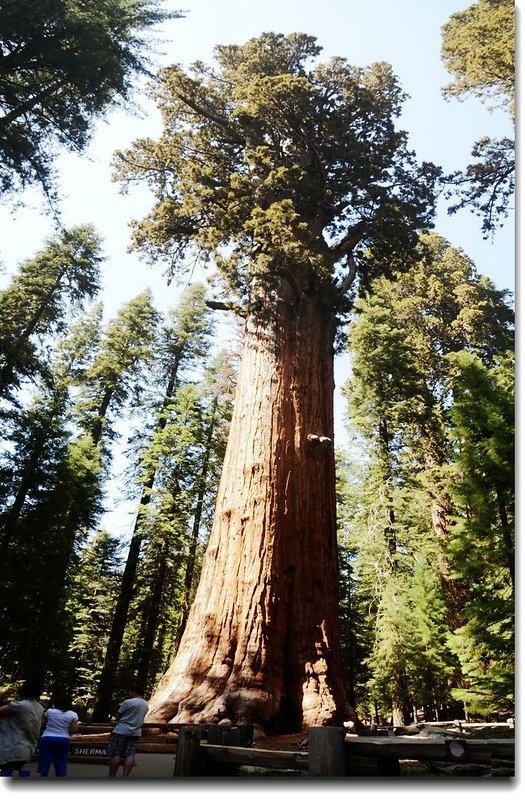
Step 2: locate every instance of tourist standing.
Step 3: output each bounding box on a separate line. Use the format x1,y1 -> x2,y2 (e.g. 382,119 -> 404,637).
107,686 -> 149,777
38,692 -> 79,777
0,678 -> 44,777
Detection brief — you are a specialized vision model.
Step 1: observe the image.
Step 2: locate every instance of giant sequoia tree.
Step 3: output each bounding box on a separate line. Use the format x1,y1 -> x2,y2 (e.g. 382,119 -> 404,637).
114,33 -> 440,731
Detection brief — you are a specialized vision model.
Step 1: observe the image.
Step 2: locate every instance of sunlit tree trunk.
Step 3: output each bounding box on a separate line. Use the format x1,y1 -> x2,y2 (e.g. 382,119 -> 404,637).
147,284 -> 350,731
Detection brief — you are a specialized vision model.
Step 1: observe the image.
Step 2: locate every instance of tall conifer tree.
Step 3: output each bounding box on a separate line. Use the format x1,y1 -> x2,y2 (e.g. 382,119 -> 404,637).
113,31 -> 440,730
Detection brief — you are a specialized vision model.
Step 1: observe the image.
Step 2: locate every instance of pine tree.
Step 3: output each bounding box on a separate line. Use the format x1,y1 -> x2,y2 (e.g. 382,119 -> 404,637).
0,225 -> 102,400
123,350 -> 236,697
0,1 -> 183,197
446,351 -> 514,715
92,284 -> 214,720
441,0 -> 515,235
345,232 -> 513,612
0,304 -> 104,681
0,293 -> 159,683
0,303 -> 104,550
65,530 -> 124,717
73,290 -> 159,448
342,232 -> 514,720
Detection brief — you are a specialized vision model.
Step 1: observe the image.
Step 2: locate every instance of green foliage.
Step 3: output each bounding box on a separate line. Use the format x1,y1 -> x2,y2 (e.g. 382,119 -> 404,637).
441,0 -> 515,235
160,283 -> 215,375
366,570 -> 454,721
0,394 -> 104,682
117,352 -> 235,696
446,135 -> 514,238
341,233 -> 514,719
73,290 -> 159,446
0,0 -> 183,197
445,351 -> 514,714
90,289 -> 232,717
0,225 -> 102,399
114,31 -> 441,318
441,0 -> 514,111
338,447 -> 458,721
65,530 -> 124,713
0,289 -> 161,685
346,231 -> 513,466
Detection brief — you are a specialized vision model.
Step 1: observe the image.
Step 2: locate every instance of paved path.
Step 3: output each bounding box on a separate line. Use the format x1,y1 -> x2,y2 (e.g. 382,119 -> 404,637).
5,753 -> 177,780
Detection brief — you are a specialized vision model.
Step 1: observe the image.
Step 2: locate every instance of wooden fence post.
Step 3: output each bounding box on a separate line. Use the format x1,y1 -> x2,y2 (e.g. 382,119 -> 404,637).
201,724 -> 254,775
308,726 -> 346,777
173,726 -> 202,776
206,724 -> 254,747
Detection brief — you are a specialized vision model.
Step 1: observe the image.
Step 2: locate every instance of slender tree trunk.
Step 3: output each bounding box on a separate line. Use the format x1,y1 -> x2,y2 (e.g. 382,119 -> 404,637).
424,450 -> 468,629
89,387 -> 114,445
146,287 -> 350,732
134,537 -> 171,690
0,428 -> 48,555
173,398 -> 218,650
496,487 -> 514,589
92,370 -> 179,720
378,416 -> 396,564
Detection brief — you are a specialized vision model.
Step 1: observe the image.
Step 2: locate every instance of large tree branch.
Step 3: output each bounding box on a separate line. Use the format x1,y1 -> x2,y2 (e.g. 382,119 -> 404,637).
330,221 -> 366,295
336,253 -> 358,296
0,81 -> 62,128
175,90 -> 231,127
330,220 -> 367,258
169,69 -> 247,143
206,299 -> 244,315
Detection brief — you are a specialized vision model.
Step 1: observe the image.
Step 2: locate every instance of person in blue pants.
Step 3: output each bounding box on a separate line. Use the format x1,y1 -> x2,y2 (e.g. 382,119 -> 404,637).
38,692 -> 79,778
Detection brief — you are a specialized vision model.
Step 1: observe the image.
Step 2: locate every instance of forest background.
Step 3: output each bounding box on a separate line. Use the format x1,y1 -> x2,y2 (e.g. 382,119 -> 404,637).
0,1 -> 517,791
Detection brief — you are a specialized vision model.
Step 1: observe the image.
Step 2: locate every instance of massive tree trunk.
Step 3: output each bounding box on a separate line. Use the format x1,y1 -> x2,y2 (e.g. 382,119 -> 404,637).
146,283 -> 350,732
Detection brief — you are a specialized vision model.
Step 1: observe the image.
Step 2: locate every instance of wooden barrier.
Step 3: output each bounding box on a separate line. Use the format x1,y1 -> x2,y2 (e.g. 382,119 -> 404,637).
308,727 -> 346,776
346,735 -> 514,764
68,722 -> 182,763
66,722 -> 515,777
200,743 -> 308,772
174,724 -> 256,776
174,727 -> 202,777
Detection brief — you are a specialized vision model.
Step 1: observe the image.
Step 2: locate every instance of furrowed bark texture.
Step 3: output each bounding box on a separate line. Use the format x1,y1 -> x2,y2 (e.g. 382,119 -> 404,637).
147,286 -> 348,731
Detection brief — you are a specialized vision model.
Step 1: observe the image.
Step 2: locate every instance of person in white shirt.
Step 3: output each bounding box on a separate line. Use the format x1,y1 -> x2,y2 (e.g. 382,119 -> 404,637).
37,692 -> 79,777
0,678 -> 44,777
108,686 -> 149,777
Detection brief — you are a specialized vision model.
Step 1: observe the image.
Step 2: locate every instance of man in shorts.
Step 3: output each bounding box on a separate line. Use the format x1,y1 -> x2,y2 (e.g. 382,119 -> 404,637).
107,686 -> 149,777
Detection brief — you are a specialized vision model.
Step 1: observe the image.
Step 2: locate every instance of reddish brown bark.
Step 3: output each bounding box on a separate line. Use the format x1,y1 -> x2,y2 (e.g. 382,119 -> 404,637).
147,285 -> 350,731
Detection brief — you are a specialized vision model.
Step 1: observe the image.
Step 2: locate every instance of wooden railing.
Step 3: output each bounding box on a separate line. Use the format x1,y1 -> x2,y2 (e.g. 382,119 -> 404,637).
67,723 -> 515,777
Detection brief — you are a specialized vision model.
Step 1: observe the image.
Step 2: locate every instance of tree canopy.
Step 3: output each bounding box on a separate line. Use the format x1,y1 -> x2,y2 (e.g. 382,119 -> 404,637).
0,0 -> 183,197
114,32 -> 442,320
0,224 -> 103,399
441,0 -> 514,112
441,0 -> 515,235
